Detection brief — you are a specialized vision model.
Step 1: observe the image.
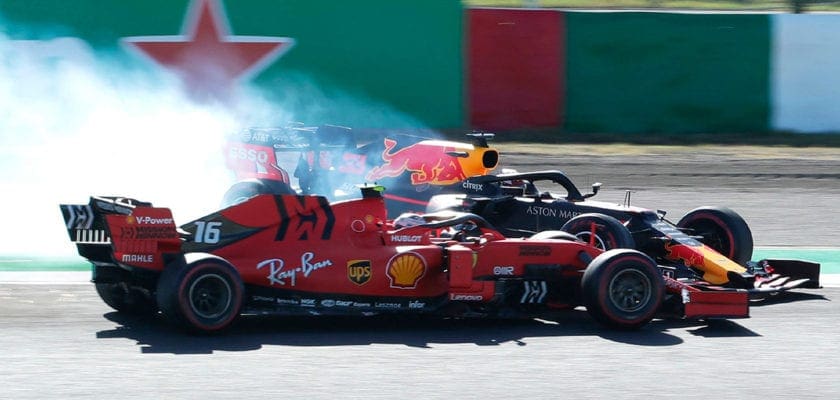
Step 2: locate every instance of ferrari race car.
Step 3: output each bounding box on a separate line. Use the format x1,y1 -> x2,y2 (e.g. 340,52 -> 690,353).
223,124 -> 499,217
427,170 -> 821,295
60,186 -> 749,333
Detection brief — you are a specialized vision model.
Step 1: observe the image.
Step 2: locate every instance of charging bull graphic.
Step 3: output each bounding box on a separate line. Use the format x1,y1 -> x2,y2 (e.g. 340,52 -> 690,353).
366,138 -> 470,185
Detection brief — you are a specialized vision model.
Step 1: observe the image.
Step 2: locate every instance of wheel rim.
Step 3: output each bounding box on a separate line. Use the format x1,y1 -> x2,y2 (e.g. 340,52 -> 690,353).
575,232 -> 607,250
690,221 -> 732,258
188,273 -> 232,319
608,269 -> 652,313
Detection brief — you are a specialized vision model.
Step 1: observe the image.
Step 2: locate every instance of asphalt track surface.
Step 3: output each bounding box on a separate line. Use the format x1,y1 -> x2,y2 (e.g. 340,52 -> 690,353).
3,145 -> 839,399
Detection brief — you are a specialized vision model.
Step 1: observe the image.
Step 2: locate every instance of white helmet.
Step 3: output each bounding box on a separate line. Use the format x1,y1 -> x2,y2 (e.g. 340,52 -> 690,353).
394,213 -> 425,228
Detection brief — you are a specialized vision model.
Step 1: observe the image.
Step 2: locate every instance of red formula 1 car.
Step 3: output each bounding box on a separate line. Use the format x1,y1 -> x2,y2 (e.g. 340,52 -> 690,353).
60,186 -> 749,333
223,124 -> 499,217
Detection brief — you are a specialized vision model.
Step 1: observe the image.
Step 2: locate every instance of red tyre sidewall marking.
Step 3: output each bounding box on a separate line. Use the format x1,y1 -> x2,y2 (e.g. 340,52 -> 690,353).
596,254 -> 657,325
177,263 -> 241,331
687,213 -> 736,260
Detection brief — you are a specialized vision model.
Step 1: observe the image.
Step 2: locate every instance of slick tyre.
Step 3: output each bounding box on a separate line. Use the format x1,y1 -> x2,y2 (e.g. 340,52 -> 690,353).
156,255 -> 244,333
94,283 -> 157,315
561,213 -> 634,250
582,249 -> 663,330
677,206 -> 753,265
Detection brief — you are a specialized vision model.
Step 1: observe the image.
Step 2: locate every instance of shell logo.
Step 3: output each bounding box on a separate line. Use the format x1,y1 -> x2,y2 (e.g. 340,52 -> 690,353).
386,252 -> 427,289
126,215 -> 136,224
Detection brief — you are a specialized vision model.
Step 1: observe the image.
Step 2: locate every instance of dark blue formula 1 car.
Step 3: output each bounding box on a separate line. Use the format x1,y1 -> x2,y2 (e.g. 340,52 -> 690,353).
426,170 -> 821,296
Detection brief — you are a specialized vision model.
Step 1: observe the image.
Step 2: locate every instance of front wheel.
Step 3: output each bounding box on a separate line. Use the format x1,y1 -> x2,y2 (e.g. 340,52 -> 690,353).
156,255 -> 244,333
677,206 -> 753,265
582,249 -> 663,330
561,213 -> 635,250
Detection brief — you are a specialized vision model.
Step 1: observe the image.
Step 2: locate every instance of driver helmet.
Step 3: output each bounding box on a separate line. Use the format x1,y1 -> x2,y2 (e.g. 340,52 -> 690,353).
394,213 -> 425,229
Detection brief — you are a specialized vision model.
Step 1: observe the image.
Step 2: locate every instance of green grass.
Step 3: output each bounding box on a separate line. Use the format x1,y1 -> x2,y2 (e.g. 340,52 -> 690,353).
464,0 -> 840,12
0,256 -> 89,272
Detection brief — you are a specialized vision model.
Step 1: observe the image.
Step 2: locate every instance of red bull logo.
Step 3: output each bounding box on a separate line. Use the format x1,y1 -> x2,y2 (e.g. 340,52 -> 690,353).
366,138 -> 467,185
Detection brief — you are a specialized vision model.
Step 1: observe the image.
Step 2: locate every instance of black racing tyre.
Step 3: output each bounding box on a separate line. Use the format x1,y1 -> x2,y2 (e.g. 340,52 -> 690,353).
582,249 -> 663,330
677,206 -> 753,265
561,213 -> 635,250
94,283 -> 157,315
221,179 -> 294,208
156,255 -> 244,333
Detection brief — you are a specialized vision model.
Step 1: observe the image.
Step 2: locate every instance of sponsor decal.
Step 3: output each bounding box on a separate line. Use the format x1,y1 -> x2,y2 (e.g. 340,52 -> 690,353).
525,206 -> 580,220
408,300 -> 425,309
353,302 -> 372,308
130,215 -> 175,225
121,254 -> 154,263
228,146 -> 269,163
348,260 -> 372,286
276,298 -> 300,306
374,302 -> 402,309
121,226 -> 178,240
366,138 -> 467,185
389,234 -> 423,243
386,252 -> 427,289
252,295 -> 274,302
256,252 -> 334,286
462,181 -> 484,191
493,266 -> 515,276
450,294 -> 483,301
300,299 -> 316,307
321,299 -> 336,307
238,129 -> 270,144
519,245 -> 552,257
335,300 -> 354,307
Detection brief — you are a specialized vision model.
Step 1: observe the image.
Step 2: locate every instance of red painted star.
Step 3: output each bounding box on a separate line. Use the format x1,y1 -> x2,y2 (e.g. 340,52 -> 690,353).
123,0 -> 294,100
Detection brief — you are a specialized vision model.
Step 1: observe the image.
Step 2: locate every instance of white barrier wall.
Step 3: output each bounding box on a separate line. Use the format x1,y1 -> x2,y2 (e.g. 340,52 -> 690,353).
772,14 -> 840,133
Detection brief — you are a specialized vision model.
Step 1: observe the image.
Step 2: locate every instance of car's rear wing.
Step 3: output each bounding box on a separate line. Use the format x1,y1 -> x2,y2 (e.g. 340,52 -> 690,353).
59,196 -> 181,270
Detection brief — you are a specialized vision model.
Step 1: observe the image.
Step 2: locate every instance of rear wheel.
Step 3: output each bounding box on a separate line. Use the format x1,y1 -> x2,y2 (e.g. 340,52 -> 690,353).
582,249 -> 663,330
94,283 -> 157,315
156,255 -> 244,333
561,213 -> 634,250
677,207 -> 753,265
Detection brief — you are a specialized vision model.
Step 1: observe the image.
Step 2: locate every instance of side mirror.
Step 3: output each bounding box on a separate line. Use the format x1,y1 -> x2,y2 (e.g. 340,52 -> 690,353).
583,182 -> 602,199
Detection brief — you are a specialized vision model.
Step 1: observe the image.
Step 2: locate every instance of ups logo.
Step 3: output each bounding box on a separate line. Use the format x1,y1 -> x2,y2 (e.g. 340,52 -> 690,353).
348,260 -> 372,286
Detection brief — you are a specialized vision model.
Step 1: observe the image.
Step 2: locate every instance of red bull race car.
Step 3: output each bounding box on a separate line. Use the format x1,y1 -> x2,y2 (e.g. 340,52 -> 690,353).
426,170 -> 821,296
223,124 -> 499,217
60,186 -> 750,333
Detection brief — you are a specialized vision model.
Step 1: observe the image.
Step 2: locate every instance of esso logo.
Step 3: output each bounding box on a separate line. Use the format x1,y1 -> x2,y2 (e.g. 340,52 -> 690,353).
229,147 -> 269,163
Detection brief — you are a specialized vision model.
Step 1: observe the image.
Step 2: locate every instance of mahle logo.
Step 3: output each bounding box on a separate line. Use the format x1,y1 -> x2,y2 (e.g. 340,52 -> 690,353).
348,260 -> 372,286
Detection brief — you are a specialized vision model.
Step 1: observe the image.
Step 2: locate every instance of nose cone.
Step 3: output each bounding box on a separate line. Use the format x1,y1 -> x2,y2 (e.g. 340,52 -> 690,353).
459,147 -> 499,178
